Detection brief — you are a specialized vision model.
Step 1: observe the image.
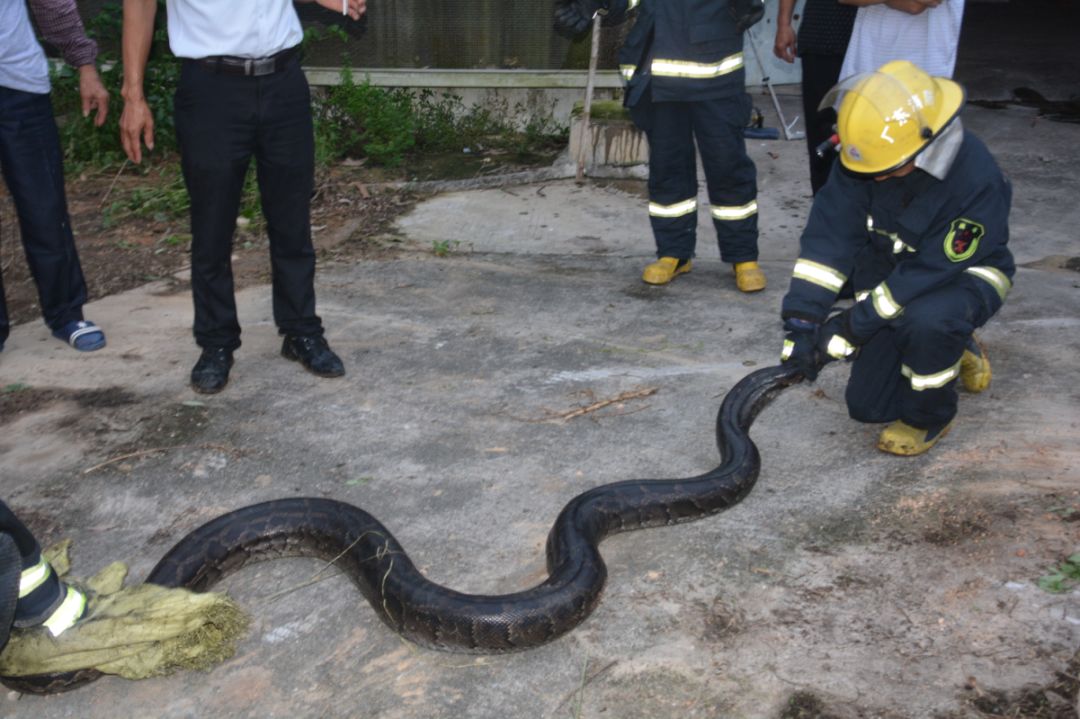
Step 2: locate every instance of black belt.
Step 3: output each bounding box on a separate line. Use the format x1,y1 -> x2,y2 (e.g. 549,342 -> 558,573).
194,46 -> 300,77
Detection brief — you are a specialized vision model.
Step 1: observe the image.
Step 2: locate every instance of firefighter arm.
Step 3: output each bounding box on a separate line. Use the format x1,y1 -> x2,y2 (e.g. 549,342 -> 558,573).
781,174 -> 869,324
847,183 -> 1010,339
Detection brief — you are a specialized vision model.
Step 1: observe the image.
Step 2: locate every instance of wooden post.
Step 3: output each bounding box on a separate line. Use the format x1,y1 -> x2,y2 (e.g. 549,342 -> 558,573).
576,15 -> 603,183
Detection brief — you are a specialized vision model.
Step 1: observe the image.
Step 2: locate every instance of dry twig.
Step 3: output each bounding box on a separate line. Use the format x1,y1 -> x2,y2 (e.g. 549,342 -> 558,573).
543,387 -> 658,423
82,442 -> 238,474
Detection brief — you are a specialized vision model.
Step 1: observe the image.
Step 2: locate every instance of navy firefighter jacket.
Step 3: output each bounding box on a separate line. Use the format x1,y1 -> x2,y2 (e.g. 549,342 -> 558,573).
610,0 -> 746,104
781,128 -> 1016,339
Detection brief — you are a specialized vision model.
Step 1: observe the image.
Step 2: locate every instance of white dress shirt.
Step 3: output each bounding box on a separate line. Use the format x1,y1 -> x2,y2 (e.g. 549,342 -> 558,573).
165,0 -> 304,59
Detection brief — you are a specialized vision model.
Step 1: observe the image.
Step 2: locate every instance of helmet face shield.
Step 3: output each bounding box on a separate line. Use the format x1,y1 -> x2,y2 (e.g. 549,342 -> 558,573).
821,61 -> 965,176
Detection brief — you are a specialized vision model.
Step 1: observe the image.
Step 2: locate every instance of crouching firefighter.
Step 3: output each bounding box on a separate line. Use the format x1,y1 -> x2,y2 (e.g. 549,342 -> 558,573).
1,500 -> 87,653
554,0 -> 767,292
780,60 -> 1015,456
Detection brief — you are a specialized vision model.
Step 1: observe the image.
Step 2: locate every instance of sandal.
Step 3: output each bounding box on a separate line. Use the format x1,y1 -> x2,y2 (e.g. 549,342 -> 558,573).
52,320 -> 106,352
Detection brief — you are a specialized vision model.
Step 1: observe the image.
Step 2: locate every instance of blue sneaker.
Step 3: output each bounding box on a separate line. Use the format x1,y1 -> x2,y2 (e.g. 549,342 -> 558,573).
52,320 -> 106,352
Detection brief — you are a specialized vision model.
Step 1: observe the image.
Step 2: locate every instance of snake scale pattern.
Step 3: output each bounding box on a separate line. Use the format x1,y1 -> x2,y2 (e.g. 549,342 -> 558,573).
2,364 -> 800,693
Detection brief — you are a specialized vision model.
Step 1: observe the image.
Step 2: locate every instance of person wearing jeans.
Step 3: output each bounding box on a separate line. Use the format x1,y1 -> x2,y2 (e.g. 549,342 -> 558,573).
0,0 -> 109,354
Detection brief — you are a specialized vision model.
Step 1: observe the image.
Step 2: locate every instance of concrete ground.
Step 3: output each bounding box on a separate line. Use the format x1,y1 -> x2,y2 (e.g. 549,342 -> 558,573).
3,7 -> 1080,717
2,100 -> 1078,719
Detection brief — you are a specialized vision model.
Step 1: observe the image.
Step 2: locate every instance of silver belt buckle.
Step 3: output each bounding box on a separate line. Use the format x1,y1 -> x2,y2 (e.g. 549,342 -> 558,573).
251,56 -> 276,76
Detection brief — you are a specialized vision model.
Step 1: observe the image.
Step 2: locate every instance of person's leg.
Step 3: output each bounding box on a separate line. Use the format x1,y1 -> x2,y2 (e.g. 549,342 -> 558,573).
845,325 -> 905,424
254,58 -> 342,378
174,63 -> 256,354
645,102 -> 698,260
253,59 -> 322,340
693,94 -> 762,291
0,500 -> 85,636
892,280 -> 999,430
694,94 -> 758,262
0,87 -> 98,349
800,53 -> 845,194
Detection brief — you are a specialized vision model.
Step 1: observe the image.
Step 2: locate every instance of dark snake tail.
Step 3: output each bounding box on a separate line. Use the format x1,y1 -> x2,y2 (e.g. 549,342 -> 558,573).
2,363 -> 801,693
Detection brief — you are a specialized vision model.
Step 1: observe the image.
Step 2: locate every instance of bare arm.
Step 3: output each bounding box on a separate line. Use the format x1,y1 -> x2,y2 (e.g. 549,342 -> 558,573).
120,0 -> 157,163
28,0 -> 110,125
773,0 -> 798,63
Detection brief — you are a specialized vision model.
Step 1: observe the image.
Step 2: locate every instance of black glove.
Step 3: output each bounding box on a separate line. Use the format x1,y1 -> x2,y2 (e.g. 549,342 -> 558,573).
729,0 -> 765,33
554,0 -> 608,35
817,309 -> 868,362
781,317 -> 824,382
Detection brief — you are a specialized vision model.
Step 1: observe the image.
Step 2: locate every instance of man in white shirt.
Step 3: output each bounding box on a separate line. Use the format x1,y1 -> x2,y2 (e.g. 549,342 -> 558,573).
119,0 -> 364,394
840,0 -> 965,79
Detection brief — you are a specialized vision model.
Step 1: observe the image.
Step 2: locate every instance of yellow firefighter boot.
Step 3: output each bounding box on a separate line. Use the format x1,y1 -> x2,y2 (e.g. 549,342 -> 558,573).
642,257 -> 692,285
876,420 -> 953,456
960,335 -> 991,393
734,261 -> 766,293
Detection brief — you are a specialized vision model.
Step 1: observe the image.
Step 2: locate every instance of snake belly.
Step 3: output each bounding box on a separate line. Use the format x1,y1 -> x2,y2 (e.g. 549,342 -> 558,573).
1,363 -> 800,693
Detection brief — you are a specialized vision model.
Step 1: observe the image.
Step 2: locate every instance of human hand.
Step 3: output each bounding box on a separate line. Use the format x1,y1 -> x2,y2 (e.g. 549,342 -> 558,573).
315,0 -> 367,20
773,25 -> 796,63
730,0 -> 765,32
817,310 -> 863,361
780,318 -> 824,381
78,65 -> 109,127
554,0 -> 608,35
885,0 -> 940,14
119,94 -> 154,164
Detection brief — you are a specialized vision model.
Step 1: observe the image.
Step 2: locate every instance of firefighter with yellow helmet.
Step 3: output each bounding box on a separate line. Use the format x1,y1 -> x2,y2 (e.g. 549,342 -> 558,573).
779,60 -> 1015,455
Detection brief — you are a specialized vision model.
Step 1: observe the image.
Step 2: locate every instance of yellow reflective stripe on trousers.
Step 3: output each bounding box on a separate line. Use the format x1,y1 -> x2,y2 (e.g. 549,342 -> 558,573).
792,259 -> 847,292
19,557 -> 51,598
965,266 -> 1012,301
42,585 -> 87,637
620,64 -> 636,81
710,200 -> 757,221
901,360 -> 961,391
649,197 -> 697,218
871,282 -> 903,319
781,338 -> 794,360
651,52 -> 744,79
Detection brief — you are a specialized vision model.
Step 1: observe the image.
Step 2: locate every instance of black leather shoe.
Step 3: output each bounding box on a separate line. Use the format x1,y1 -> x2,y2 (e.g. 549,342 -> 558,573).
190,347 -> 234,394
281,335 -> 345,378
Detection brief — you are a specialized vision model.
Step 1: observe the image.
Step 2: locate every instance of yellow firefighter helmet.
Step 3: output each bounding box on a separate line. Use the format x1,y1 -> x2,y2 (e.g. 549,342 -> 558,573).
822,60 -> 965,176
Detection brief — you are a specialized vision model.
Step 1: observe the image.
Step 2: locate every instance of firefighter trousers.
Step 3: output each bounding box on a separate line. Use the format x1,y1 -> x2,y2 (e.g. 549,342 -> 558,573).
845,274 -> 1003,429
643,94 -> 758,263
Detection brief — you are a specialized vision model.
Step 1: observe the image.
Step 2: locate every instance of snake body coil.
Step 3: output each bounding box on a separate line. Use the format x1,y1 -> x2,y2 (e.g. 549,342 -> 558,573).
3,364 -> 799,693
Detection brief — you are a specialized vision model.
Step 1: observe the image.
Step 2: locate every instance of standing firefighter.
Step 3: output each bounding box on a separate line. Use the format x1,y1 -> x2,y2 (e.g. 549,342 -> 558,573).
780,60 -> 1014,456
555,0 -> 767,292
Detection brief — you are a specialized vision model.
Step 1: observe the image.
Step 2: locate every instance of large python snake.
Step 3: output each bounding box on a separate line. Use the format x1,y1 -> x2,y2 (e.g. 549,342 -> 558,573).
2,364 -> 800,694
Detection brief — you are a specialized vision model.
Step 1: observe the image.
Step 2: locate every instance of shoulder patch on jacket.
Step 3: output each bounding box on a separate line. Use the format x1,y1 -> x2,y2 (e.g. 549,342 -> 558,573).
944,218 -> 984,262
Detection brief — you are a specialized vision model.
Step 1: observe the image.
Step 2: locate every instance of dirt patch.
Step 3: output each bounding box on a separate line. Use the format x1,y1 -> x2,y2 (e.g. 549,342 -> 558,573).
0,385 -> 137,425
0,157 -> 443,328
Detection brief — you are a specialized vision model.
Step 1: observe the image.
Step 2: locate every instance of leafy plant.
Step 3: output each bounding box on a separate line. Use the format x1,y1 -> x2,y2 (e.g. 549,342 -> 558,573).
1037,554 -> 1080,593
319,68 -> 416,166
431,239 -> 459,257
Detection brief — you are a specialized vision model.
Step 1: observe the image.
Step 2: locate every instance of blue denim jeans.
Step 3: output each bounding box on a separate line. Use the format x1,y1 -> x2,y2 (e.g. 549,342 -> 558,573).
0,86 -> 88,345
